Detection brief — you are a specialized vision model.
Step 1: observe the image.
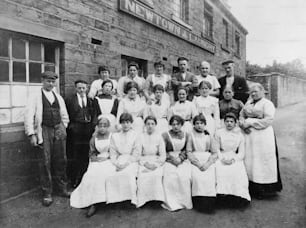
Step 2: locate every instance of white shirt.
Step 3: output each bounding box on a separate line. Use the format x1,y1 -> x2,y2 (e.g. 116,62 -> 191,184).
77,93 -> 87,108
196,74 -> 221,91
42,89 -> 55,104
226,76 -> 234,88
181,72 -> 186,80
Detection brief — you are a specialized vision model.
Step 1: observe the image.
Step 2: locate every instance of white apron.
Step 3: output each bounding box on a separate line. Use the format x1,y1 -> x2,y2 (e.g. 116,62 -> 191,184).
70,135 -> 116,208
162,133 -> 192,211
97,98 -> 117,132
216,144 -> 250,201
106,155 -> 138,205
137,155 -> 165,208
190,133 -> 216,197
244,126 -> 277,183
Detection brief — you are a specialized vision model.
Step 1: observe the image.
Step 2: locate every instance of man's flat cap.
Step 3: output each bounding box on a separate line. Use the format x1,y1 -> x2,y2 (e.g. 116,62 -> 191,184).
222,59 -> 235,65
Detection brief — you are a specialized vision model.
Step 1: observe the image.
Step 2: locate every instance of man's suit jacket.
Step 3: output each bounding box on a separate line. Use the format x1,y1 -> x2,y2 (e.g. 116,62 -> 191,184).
171,71 -> 197,101
218,75 -> 249,104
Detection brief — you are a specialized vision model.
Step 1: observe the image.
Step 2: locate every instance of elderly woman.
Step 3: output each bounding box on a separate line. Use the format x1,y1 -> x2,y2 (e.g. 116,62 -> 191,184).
116,81 -> 146,133
70,116 -> 116,217
93,79 -> 119,132
144,61 -> 172,104
239,83 -> 282,199
137,116 -> 166,208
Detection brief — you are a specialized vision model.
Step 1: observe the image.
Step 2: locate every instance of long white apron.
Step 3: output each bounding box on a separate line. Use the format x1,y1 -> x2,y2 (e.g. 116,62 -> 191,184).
97,98 -> 117,132
70,135 -> 116,208
244,126 -> 277,184
162,133 -> 192,211
190,133 -> 216,197
216,151 -> 251,201
137,156 -> 165,208
106,154 -> 138,205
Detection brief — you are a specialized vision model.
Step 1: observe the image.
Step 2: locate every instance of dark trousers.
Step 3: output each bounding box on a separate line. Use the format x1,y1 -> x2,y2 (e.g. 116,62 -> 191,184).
38,124 -> 68,195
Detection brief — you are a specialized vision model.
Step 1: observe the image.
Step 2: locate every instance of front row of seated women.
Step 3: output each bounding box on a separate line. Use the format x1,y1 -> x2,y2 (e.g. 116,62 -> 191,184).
70,112 -> 250,217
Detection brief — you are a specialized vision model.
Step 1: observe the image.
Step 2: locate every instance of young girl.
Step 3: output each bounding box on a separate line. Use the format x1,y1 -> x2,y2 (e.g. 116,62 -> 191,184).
137,116 -> 166,208
193,81 -> 220,135
106,113 -> 141,205
186,114 -> 217,213
168,87 -> 198,134
162,115 -> 192,211
116,81 -> 146,133
214,113 -> 251,207
93,80 -> 119,132
144,84 -> 170,134
70,116 -> 116,217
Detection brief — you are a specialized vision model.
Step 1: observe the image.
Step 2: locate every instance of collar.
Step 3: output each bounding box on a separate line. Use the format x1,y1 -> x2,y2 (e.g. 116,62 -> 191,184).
179,100 -> 186,104
98,94 -> 112,99
250,98 -> 262,105
76,93 -> 86,99
169,129 -> 184,139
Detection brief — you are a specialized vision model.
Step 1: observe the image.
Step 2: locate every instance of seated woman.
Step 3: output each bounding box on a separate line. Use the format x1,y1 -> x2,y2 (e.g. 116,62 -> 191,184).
137,116 -> 166,208
162,115 -> 192,211
116,81 -> 146,133
186,114 -> 217,213
168,87 -> 198,134
93,79 -> 119,132
214,113 -> 251,207
193,81 -> 220,135
106,113 -> 140,205
219,86 -> 244,126
70,116 -> 116,217
144,84 -> 170,134
239,83 -> 282,199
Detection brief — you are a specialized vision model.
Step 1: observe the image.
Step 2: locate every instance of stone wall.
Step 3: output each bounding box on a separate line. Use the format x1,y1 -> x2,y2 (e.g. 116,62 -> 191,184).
247,73 -> 306,107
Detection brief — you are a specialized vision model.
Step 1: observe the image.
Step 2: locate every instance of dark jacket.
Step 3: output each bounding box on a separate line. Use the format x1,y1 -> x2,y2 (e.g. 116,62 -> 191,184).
171,71 -> 198,101
218,75 -> 249,104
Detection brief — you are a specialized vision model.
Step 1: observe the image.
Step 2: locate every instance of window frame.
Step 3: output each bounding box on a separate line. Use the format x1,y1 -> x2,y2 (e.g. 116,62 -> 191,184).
202,1 -> 214,41
234,31 -> 241,58
221,19 -> 230,52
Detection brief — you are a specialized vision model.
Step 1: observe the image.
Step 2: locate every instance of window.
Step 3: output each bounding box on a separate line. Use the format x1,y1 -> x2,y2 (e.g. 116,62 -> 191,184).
222,19 -> 229,49
203,1 -> 213,40
172,0 -> 189,24
234,31 -> 241,57
0,30 -> 60,125
121,55 -> 148,79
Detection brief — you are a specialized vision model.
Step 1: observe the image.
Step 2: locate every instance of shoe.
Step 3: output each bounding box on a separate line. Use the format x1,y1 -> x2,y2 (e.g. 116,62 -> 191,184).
42,195 -> 53,207
57,189 -> 72,198
86,205 -> 96,218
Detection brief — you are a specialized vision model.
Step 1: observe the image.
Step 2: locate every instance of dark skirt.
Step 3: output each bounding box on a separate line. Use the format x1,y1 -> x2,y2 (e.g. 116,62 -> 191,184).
192,196 -> 216,213
216,194 -> 250,208
249,135 -> 283,197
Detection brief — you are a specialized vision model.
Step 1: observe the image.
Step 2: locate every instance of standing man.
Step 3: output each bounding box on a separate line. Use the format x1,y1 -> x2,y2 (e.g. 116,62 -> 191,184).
218,60 -> 249,103
171,57 -> 198,101
88,66 -> 118,99
196,61 -> 220,97
65,80 -> 95,188
24,71 -> 70,207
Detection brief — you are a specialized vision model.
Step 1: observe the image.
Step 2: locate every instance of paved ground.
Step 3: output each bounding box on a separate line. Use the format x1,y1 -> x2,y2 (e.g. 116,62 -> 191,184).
1,102 -> 306,228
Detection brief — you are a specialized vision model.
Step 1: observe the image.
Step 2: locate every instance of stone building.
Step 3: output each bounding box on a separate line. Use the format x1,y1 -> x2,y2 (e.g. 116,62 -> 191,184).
0,0 -> 247,201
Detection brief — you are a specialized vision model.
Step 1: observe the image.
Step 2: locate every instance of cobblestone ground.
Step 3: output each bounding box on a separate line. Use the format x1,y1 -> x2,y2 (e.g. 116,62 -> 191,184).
1,102 -> 306,228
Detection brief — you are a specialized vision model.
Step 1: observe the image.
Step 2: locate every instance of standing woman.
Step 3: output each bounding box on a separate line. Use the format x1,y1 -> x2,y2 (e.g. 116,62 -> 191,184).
137,116 -> 166,208
116,81 -> 146,133
193,81 -> 220,135
144,61 -> 172,104
168,87 -> 198,134
144,84 -> 170,134
162,115 -> 192,211
106,113 -> 140,205
240,83 -> 282,199
70,116 -> 116,217
186,114 -> 217,213
214,113 -> 251,207
93,79 -> 119,132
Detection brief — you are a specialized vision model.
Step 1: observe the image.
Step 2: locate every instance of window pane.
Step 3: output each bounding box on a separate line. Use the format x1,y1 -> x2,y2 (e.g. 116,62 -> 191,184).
29,62 -> 42,83
44,64 -> 55,72
13,62 -> 26,82
0,60 -> 9,82
29,85 -> 42,97
44,43 -> 55,63
12,85 -> 27,106
12,107 -> 25,123
29,41 -> 42,61
12,38 -> 26,59
0,85 -> 10,107
0,33 -> 9,57
0,109 -> 10,124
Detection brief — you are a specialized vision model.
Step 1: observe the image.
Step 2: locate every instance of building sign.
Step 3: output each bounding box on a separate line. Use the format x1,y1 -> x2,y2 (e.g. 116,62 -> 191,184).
119,0 -> 216,54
